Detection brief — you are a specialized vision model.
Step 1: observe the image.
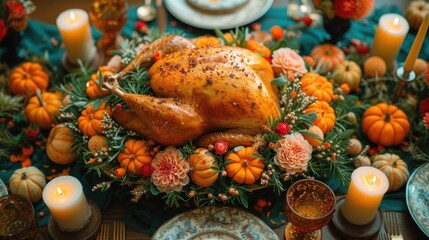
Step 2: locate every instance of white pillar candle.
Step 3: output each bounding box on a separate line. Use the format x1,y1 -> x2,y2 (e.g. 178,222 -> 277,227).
42,176 -> 91,231
56,9 -> 96,64
370,14 -> 409,70
341,166 -> 389,225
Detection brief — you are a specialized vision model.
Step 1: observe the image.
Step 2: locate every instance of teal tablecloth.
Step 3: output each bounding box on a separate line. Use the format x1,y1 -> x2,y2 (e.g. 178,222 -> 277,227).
1,3 -> 429,235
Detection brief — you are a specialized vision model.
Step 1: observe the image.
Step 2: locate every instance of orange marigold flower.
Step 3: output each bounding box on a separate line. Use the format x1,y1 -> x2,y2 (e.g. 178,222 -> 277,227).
115,167 -> 126,178
88,158 -> 95,164
270,25 -> 284,41
16,154 -> 27,162
303,56 -> 315,68
340,83 -> 351,94
153,51 -> 162,61
9,155 -> 18,163
21,145 -> 34,156
290,91 -> 297,99
324,142 -> 331,149
287,74 -> 295,82
21,158 -> 32,167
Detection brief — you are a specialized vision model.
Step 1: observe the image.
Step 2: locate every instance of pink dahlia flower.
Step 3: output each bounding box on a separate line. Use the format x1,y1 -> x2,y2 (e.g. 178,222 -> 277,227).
151,147 -> 190,193
273,133 -> 313,174
271,48 -> 307,77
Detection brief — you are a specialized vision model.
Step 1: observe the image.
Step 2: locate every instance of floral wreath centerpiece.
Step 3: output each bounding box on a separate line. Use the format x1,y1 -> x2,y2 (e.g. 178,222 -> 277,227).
57,28 -> 358,209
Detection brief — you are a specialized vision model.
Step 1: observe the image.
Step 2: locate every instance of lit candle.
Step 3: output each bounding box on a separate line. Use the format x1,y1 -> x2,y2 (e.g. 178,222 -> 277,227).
42,176 -> 91,231
403,13 -> 429,72
56,9 -> 96,64
341,166 -> 389,225
371,14 -> 409,70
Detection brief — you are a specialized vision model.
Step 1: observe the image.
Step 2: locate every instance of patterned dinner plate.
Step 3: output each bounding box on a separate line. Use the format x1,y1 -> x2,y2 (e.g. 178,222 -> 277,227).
152,206 -> 279,240
406,162 -> 429,237
164,0 -> 273,30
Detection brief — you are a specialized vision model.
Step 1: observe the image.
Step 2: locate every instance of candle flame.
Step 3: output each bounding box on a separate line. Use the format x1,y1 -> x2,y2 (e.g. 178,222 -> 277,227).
56,187 -> 64,197
393,17 -> 399,27
70,11 -> 76,23
369,176 -> 377,185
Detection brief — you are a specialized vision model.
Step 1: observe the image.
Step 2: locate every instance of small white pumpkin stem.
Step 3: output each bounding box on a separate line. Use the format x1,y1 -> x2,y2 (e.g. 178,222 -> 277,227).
21,172 -> 28,180
36,89 -> 45,107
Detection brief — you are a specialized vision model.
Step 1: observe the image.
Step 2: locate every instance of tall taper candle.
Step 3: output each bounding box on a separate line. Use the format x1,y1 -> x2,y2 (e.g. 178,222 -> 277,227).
403,13 -> 429,73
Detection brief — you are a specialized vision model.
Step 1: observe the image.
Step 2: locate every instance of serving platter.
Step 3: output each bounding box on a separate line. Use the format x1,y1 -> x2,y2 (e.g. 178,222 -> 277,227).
406,162 -> 429,237
152,206 -> 279,240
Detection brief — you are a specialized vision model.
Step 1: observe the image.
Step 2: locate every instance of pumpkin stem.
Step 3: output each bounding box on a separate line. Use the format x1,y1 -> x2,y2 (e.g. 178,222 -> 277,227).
384,112 -> 391,122
129,154 -> 135,160
21,172 -> 28,180
241,160 -> 249,167
345,64 -> 350,71
36,89 -> 45,107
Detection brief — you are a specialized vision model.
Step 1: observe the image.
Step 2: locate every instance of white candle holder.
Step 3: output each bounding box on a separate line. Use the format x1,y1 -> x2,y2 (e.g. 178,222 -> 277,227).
330,196 -> 383,240
47,200 -> 101,240
62,49 -> 104,73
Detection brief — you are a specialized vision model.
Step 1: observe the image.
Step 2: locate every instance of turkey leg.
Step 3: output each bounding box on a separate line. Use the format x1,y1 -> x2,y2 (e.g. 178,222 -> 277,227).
103,77 -> 206,146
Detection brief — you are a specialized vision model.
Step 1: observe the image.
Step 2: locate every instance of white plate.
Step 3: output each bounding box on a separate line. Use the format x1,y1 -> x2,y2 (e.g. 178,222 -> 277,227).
186,0 -> 249,12
152,206 -> 279,240
164,0 -> 274,30
406,162 -> 429,237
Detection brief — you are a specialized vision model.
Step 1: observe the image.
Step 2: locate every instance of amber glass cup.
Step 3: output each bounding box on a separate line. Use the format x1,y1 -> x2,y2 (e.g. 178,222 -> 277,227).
90,0 -> 128,58
284,179 -> 336,240
0,194 -> 38,240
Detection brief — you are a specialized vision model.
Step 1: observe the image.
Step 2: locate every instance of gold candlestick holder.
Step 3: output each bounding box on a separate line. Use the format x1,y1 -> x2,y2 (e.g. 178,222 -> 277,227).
330,196 -> 383,240
62,50 -> 104,73
47,200 -> 101,240
392,66 -> 416,103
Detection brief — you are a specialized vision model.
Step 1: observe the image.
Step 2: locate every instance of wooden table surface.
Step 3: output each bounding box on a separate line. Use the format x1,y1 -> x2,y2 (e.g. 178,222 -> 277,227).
37,199 -> 427,240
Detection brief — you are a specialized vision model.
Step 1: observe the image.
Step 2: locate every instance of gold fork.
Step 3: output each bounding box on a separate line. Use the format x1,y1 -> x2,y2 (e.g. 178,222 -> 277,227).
97,223 -> 109,240
113,221 -> 126,240
378,232 -> 391,240
383,211 -> 403,240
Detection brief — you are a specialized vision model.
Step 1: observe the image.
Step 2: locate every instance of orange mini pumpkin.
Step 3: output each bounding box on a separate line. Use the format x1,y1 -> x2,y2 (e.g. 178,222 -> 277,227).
10,62 -> 49,96
224,147 -> 264,185
25,90 -> 62,129
77,103 -> 112,137
187,148 -> 219,187
305,101 -> 336,134
300,73 -> 334,103
362,103 -> 410,147
85,66 -> 113,99
46,124 -> 77,164
117,139 -> 153,174
310,43 -> 345,71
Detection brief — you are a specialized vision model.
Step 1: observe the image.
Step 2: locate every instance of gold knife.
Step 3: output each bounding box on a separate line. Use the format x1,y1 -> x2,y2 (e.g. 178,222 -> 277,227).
156,0 -> 167,33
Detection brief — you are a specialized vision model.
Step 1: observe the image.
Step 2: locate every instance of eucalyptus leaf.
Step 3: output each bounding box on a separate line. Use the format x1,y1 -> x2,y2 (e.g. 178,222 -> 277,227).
233,146 -> 244,152
92,98 -> 102,110
150,184 -> 159,195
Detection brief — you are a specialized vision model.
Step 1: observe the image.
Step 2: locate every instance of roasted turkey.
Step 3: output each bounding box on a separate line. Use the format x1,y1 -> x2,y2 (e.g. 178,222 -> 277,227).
103,35 -> 280,147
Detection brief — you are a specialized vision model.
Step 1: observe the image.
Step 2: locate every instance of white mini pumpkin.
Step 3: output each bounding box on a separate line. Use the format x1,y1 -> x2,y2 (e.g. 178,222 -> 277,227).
9,166 -> 46,203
